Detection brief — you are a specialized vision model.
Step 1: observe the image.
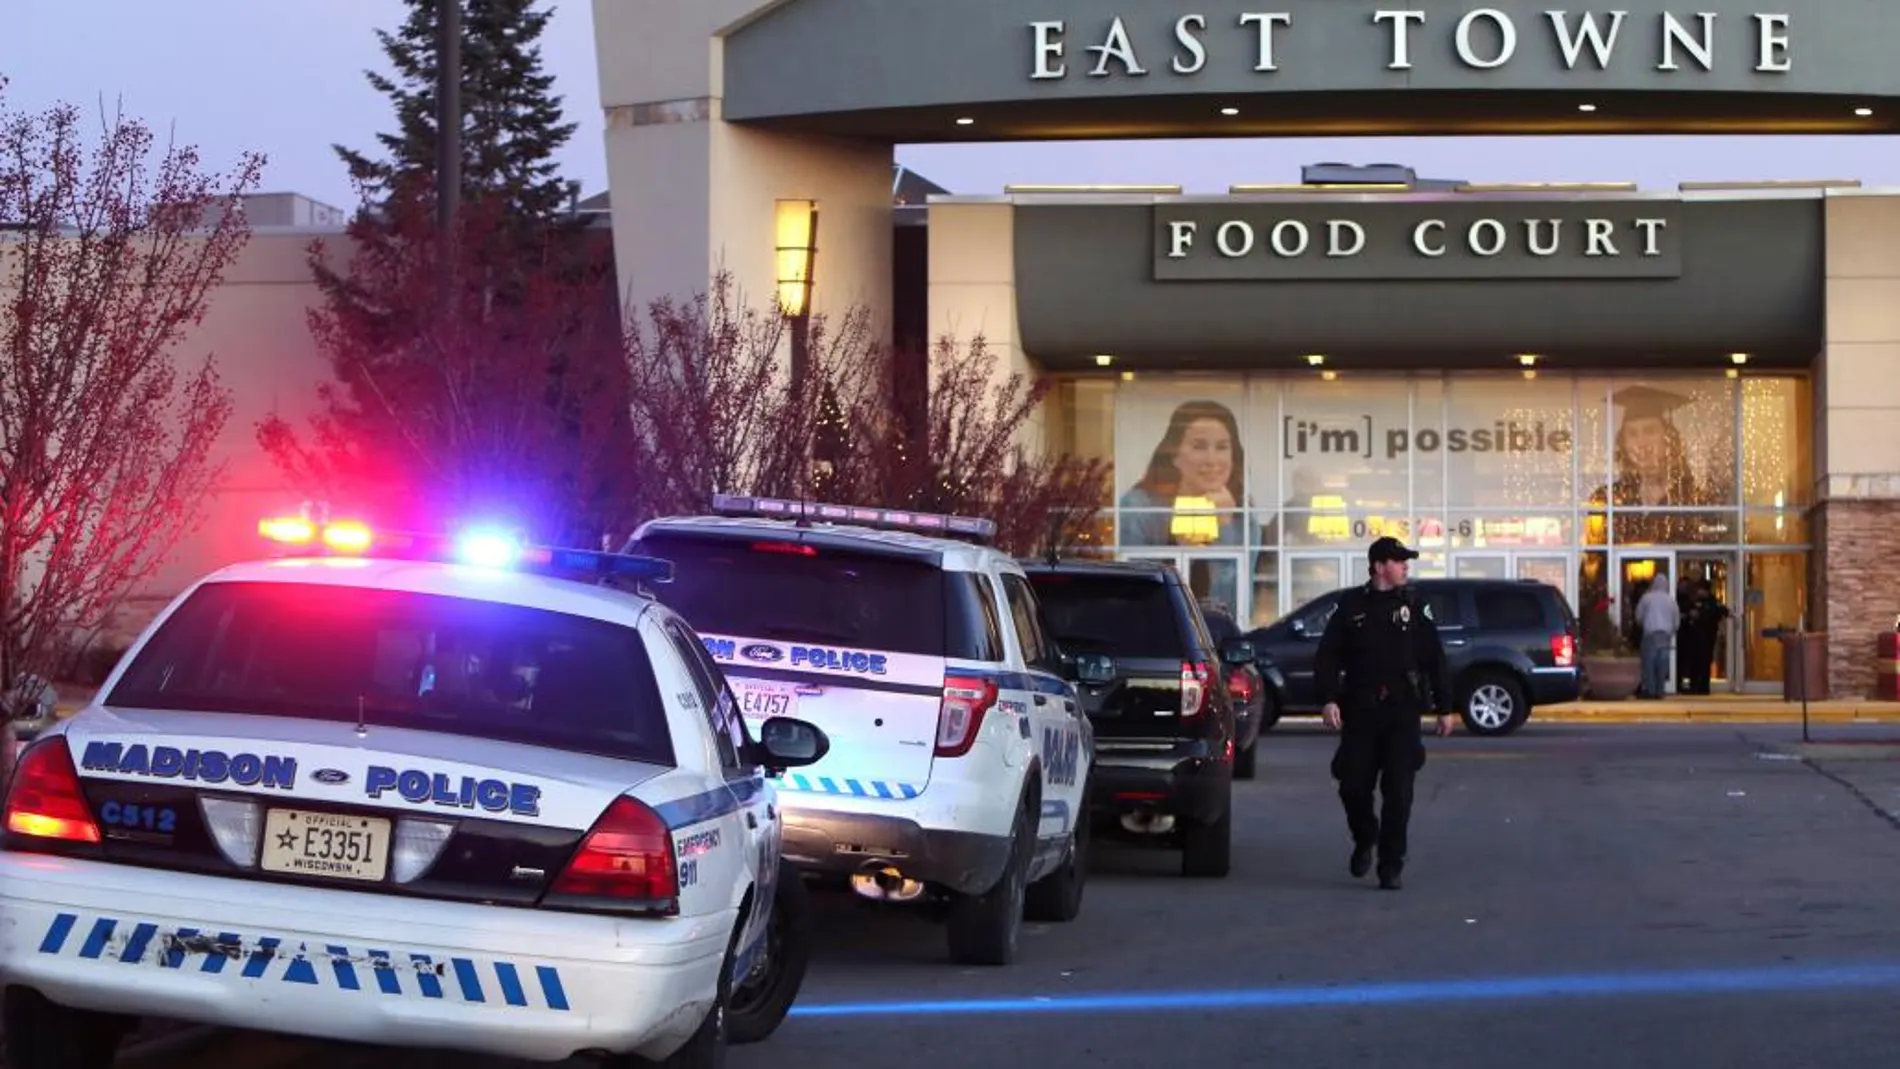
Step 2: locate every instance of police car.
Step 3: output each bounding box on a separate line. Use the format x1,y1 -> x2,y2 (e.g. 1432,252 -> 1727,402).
628,496 -> 1093,967
0,513 -> 830,1068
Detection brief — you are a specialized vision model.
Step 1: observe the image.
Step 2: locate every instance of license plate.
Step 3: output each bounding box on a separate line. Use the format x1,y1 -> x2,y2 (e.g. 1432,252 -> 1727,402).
734,682 -> 797,719
260,809 -> 391,882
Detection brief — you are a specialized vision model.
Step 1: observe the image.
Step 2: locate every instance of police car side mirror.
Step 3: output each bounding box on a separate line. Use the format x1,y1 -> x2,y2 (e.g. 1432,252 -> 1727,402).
756,716 -> 828,770
1072,653 -> 1116,685
1219,639 -> 1256,666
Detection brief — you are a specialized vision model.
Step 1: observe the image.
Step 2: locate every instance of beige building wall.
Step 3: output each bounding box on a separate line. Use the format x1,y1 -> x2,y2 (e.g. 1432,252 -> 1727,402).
594,0 -> 893,337
925,200 -> 1043,448
1815,190 -> 1900,696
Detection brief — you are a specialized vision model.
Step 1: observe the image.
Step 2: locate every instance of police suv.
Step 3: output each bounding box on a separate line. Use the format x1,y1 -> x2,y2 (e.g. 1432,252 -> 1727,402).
0,515 -> 830,1068
628,496 -> 1093,967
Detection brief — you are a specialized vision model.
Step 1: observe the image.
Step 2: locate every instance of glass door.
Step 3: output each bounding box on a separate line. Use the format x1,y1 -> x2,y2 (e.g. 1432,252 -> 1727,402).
1514,553 -> 1574,611
1677,551 -> 1737,694
1613,550 -> 1675,695
1453,554 -> 1510,579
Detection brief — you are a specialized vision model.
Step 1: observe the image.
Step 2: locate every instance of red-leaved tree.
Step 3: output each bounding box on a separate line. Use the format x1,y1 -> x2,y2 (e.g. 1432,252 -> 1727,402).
0,83 -> 263,686
258,182 -> 635,546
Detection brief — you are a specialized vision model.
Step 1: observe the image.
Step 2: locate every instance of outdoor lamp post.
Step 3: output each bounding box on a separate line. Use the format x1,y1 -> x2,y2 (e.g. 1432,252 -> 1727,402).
775,199 -> 819,387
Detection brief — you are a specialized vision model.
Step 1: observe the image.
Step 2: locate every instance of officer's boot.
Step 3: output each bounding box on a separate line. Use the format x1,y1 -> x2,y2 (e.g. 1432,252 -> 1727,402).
1350,842 -> 1374,879
1377,859 -> 1403,891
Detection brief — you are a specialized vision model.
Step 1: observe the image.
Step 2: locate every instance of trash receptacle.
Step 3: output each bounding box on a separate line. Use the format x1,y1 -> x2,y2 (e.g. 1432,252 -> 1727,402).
1879,632 -> 1900,701
1781,631 -> 1829,702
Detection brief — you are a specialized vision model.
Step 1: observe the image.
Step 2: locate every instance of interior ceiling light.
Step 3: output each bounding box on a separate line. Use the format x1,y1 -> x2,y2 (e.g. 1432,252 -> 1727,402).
955,117 -> 975,126
1220,107 -> 1240,116
1094,354 -> 1114,367
1304,354 -> 1326,366
1730,352 -> 1750,365
1578,103 -> 1598,112
1517,353 -> 1540,366
1854,107 -> 1874,117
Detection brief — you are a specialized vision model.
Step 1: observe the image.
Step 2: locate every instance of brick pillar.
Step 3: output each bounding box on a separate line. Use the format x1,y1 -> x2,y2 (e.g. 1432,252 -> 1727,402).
1818,191 -> 1900,698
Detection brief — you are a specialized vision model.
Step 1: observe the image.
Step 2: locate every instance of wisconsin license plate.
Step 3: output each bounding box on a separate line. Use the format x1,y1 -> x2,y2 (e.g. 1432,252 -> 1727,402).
734,681 -> 798,719
261,809 -> 391,882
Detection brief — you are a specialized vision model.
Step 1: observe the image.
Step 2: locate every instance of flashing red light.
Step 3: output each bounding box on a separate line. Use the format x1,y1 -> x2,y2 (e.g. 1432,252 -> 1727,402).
751,541 -> 817,557
4,739 -> 101,845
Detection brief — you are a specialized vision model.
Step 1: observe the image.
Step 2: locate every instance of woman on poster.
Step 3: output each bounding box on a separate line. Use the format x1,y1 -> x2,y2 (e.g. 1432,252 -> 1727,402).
1119,399 -> 1248,548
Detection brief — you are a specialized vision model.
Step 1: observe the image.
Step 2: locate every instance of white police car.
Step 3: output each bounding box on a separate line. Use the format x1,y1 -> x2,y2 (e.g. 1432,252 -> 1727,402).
0,514 -> 830,1067
628,496 -> 1093,967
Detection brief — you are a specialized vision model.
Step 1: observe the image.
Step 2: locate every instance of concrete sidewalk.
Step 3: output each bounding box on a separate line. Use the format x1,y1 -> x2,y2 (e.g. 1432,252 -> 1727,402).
1533,694 -> 1899,724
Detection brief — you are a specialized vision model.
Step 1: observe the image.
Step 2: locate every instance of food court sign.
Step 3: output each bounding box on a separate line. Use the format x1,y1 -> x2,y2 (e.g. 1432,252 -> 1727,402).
1154,201 -> 1683,280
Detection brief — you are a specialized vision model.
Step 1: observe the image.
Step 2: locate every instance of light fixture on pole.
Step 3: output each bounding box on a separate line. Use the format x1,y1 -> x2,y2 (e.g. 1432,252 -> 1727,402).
775,199 -> 819,387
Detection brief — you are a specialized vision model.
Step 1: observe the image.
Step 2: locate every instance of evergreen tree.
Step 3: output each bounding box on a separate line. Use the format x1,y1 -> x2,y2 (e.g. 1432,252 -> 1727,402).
333,0 -> 578,221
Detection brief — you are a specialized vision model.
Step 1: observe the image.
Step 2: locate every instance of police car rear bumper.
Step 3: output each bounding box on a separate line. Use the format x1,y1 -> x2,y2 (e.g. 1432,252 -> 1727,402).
0,854 -> 731,1063
780,809 -> 1012,897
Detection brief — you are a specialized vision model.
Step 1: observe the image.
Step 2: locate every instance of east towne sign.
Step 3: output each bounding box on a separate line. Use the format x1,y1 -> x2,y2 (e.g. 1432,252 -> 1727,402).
720,1 -> 1900,137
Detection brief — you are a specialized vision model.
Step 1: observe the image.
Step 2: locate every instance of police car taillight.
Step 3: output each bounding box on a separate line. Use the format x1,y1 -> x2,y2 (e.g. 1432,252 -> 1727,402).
548,796 -> 679,914
1181,661 -> 1212,719
3,738 -> 101,845
935,676 -> 999,758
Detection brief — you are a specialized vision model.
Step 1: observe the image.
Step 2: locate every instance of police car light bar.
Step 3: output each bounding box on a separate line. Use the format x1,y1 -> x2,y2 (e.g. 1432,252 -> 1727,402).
709,494 -> 999,543
257,515 -> 673,584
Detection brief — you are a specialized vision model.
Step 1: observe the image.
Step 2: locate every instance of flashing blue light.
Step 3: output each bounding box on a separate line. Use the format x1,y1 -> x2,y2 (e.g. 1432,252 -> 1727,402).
457,530 -> 522,569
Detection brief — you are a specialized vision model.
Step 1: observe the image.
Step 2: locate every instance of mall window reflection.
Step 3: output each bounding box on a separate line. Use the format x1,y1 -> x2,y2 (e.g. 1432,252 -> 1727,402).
1063,368 -> 1814,688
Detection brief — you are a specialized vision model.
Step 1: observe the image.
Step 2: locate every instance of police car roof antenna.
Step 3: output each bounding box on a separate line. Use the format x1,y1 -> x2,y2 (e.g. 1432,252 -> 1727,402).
354,694 -> 368,738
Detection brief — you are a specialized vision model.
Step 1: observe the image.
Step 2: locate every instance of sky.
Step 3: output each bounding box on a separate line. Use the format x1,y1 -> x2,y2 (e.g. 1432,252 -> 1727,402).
5,0 -> 1899,211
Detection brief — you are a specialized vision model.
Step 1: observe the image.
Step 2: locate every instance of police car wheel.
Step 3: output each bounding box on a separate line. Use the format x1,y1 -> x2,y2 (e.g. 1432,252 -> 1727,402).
1024,790 -> 1088,923
727,860 -> 813,1045
621,930 -> 735,1068
1180,796 -> 1233,878
946,792 -> 1034,966
2,987 -> 135,1069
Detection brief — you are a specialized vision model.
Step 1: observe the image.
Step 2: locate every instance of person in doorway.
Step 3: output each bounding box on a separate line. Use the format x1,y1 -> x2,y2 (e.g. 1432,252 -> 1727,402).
1634,569 -> 1680,698
1314,537 -> 1454,891
1676,579 -> 1730,695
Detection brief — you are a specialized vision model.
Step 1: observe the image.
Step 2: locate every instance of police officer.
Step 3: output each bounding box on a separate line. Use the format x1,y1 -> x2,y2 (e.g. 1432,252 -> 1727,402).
1314,536 -> 1454,891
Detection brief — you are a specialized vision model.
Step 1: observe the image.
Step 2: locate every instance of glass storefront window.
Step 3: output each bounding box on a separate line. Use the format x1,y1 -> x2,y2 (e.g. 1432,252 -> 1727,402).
1062,370 -> 1813,678
1444,374 -> 1579,508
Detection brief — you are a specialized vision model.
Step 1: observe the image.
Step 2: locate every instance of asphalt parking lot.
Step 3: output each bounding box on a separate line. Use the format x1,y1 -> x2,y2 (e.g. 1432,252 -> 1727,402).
113,721 -> 1900,1068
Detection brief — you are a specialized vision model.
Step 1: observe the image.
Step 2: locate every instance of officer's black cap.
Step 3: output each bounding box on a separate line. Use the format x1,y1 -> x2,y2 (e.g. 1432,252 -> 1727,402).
1368,536 -> 1420,563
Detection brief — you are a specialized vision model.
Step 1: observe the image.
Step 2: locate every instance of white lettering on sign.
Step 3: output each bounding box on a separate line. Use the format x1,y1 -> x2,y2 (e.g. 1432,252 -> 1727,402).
1026,10 -> 1796,79
1167,215 -> 1674,265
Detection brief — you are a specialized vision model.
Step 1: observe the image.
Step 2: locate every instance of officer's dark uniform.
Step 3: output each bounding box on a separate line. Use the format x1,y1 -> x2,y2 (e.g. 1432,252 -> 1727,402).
1312,539 -> 1451,890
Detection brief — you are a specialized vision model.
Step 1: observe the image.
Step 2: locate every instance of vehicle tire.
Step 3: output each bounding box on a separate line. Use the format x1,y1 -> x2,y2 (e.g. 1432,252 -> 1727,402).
2,988 -> 134,1069
1233,739 -> 1258,780
624,922 -> 736,1068
1180,794 -> 1233,879
727,860 -> 813,1045
1460,671 -> 1529,737
946,791 -> 1033,965
1024,795 -> 1088,923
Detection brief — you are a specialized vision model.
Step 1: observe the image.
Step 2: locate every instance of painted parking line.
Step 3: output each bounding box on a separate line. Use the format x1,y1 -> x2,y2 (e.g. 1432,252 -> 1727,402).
789,962 -> 1900,1019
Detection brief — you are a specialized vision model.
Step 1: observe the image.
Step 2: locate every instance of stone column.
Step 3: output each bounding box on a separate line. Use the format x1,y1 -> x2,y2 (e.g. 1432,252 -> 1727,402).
926,200 -> 1043,450
1816,190 -> 1900,697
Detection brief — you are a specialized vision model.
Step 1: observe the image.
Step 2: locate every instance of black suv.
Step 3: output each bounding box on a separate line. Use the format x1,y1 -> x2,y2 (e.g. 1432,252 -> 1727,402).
1020,558 -> 1253,878
1246,578 -> 1584,737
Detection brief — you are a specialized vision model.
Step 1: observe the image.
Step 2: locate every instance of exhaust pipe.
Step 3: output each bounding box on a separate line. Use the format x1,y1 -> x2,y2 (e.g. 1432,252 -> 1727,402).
850,864 -> 926,903
1120,811 -> 1176,835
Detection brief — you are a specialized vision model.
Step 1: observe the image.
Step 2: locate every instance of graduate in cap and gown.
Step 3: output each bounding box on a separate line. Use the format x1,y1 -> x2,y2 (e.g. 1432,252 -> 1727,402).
1587,385 -> 1711,545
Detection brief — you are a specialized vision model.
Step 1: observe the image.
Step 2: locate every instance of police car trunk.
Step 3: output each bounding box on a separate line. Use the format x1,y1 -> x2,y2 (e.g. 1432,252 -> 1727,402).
632,522 -> 993,806
13,572 -> 683,915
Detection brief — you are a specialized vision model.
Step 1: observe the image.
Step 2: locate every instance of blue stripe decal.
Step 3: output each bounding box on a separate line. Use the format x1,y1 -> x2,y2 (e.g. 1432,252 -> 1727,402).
119,923 -> 158,964
412,954 -> 444,999
160,927 -> 198,969
370,951 -> 402,995
495,962 -> 529,1007
651,775 -> 765,830
39,912 -> 76,955
327,946 -> 360,990
37,912 -> 570,1011
283,949 -> 319,985
453,958 -> 486,1003
966,670 -> 1075,697
873,781 -> 893,799
79,917 -> 116,960
242,938 -> 281,978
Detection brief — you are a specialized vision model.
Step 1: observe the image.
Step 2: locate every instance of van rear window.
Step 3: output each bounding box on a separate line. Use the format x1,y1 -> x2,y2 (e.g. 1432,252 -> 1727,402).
105,581 -> 674,765
636,534 -> 949,658
1026,574 -> 1187,658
